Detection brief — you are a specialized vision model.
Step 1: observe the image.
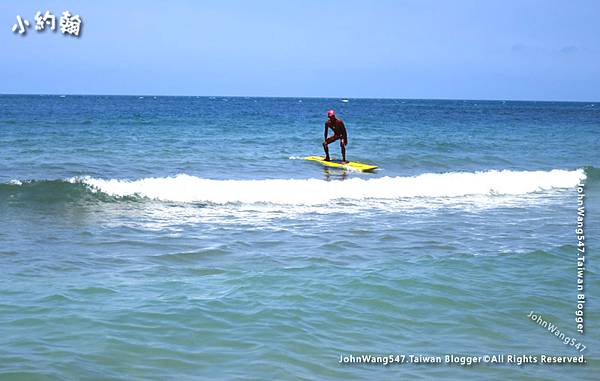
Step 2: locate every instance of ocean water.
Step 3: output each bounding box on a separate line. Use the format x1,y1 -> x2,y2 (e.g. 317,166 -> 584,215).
0,95 -> 599,380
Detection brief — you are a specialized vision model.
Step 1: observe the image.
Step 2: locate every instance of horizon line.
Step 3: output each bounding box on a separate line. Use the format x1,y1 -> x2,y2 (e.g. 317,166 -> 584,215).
0,92 -> 597,104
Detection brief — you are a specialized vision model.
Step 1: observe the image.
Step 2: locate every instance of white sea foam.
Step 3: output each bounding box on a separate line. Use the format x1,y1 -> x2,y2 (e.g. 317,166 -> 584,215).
73,169 -> 586,205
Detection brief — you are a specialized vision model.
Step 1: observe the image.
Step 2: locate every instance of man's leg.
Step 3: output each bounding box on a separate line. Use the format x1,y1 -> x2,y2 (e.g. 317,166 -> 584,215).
323,135 -> 340,161
322,141 -> 330,161
340,139 -> 347,163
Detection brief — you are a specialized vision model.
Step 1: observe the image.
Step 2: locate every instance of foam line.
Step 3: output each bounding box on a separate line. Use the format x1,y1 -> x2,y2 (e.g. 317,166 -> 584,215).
73,169 -> 586,205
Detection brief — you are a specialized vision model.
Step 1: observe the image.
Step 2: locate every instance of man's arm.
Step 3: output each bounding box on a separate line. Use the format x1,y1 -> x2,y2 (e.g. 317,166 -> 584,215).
324,122 -> 329,141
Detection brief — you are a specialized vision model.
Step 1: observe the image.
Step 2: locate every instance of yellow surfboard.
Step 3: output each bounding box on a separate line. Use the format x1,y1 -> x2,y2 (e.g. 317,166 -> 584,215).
304,156 -> 378,172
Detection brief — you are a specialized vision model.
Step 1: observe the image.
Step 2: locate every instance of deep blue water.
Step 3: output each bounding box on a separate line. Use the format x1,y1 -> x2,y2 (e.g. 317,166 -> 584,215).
1,95 -> 599,380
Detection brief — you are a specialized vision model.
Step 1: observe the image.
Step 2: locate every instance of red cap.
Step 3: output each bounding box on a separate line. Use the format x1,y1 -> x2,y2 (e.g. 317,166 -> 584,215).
327,109 -> 335,117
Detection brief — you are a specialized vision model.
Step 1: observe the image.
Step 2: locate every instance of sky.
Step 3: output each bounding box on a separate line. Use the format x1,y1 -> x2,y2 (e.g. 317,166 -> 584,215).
1,0 -> 599,101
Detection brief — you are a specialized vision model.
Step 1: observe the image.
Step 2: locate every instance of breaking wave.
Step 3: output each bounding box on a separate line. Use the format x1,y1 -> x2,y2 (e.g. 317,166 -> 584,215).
77,169 -> 585,204
0,168 -> 588,206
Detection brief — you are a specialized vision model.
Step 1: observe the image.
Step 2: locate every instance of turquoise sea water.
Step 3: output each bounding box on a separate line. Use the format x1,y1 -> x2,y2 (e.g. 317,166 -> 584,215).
1,95 -> 599,380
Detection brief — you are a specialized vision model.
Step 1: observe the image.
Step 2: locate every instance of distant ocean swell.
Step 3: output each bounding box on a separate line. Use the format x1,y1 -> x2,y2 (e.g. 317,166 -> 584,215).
1,168 -> 589,206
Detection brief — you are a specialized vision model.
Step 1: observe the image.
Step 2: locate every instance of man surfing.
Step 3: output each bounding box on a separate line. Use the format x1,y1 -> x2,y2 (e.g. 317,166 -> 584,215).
322,110 -> 348,162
